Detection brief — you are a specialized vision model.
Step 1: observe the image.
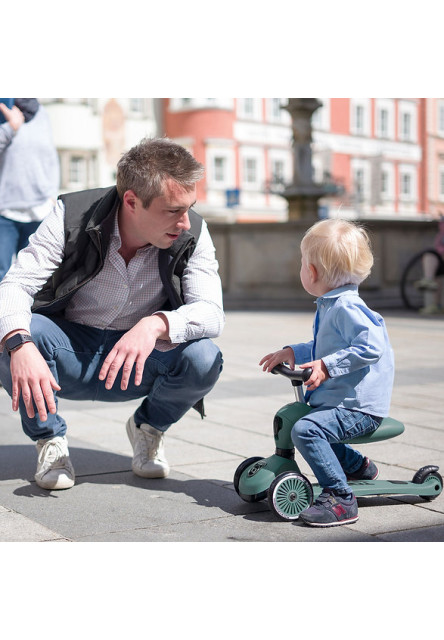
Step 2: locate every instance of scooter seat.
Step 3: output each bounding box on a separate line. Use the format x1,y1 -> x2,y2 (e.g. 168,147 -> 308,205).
341,416 -> 405,445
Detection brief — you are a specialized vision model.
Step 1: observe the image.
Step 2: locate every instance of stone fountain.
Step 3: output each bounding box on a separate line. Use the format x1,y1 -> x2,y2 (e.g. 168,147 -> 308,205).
281,98 -> 340,220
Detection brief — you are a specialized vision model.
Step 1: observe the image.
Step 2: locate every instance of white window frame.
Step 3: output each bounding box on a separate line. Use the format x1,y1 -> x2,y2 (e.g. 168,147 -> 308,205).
311,98 -> 330,131
237,98 -> 262,121
268,148 -> 292,189
350,99 -> 371,136
69,155 -> 86,184
376,99 -> 394,139
351,158 -> 371,202
398,101 -> 417,142
437,100 -> 444,137
380,162 -> 395,200
399,164 -> 417,201
240,146 -> 264,190
439,165 -> 444,201
205,144 -> 235,190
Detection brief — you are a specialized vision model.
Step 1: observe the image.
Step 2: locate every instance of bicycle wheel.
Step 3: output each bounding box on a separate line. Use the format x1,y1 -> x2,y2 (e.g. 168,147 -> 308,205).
400,249 -> 442,310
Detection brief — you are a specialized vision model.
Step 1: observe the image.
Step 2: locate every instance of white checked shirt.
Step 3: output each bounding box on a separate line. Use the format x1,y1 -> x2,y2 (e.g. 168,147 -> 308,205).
0,200 -> 224,350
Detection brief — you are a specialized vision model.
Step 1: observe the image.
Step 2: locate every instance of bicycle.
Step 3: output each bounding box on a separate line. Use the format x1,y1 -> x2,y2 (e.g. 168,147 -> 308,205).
400,248 -> 444,311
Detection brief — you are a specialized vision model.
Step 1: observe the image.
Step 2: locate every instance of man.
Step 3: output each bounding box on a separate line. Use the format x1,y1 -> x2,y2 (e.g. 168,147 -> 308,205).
0,137 -> 224,490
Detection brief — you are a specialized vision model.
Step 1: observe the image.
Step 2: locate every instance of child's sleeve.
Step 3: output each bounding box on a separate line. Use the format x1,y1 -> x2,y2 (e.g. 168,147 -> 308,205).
285,341 -> 314,365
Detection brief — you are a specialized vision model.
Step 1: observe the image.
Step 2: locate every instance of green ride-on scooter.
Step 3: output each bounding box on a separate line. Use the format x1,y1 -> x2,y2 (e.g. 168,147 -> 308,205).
233,364 -> 443,521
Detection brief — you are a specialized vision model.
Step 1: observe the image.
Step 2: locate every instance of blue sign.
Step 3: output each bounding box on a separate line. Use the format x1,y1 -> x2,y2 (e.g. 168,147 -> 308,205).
226,189 -> 240,208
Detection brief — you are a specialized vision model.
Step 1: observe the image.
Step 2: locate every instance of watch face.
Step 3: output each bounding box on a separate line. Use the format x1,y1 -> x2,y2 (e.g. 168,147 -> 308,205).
6,334 -> 30,352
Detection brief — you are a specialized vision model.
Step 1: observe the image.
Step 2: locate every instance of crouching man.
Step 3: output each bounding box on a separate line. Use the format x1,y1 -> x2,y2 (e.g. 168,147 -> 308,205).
0,137 -> 224,490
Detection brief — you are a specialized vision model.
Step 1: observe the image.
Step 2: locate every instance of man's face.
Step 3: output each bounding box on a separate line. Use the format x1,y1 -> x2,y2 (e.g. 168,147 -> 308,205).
130,179 -> 196,249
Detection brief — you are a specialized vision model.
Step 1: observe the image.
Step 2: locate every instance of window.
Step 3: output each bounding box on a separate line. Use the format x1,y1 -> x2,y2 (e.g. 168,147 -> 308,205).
237,98 -> 262,120
351,158 -> 370,204
376,99 -> 394,139
129,99 -> 145,114
398,101 -> 417,142
399,164 -> 416,201
244,157 -> 257,183
381,170 -> 388,195
438,102 -> 444,136
356,106 -> 364,134
311,99 -> 330,131
205,144 -> 235,189
351,99 -> 370,136
271,159 -> 285,183
213,156 -> 226,183
401,173 -> 411,196
355,168 -> 365,201
69,156 -> 86,184
439,166 -> 444,200
380,110 -> 388,137
379,162 -> 394,201
401,112 -> 411,140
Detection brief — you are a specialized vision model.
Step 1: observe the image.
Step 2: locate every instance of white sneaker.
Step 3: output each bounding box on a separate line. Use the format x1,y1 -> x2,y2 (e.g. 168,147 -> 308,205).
126,415 -> 169,478
35,435 -> 75,490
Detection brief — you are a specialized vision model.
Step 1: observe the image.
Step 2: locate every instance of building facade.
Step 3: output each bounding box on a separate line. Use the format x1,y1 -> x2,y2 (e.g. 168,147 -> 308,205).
38,98 -> 443,222
312,98 -> 424,218
39,98 -> 159,192
163,98 -> 293,222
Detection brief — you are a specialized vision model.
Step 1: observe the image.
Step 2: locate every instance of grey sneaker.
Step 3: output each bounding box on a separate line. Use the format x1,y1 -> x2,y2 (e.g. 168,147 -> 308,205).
126,415 -> 169,478
346,456 -> 379,481
299,489 -> 358,527
35,435 -> 75,490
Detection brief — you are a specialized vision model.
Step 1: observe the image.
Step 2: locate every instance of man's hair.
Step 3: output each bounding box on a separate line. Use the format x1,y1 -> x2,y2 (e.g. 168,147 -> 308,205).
116,137 -> 204,208
301,218 -> 374,288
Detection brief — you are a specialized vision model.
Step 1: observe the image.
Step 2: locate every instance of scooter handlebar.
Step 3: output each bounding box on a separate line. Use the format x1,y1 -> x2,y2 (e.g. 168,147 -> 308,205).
271,364 -> 313,383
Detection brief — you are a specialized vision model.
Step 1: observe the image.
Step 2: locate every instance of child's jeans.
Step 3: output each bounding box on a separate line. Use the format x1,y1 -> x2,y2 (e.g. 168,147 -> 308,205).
291,406 -> 383,495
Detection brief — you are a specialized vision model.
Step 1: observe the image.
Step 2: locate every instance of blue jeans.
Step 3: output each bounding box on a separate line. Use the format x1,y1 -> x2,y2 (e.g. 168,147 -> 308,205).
0,216 -> 42,280
291,406 -> 382,494
0,313 -> 223,441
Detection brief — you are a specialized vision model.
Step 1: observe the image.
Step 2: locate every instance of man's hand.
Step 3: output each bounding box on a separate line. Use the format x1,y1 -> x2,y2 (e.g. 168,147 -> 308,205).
300,359 -> 330,390
99,315 -> 169,391
0,104 -> 25,131
9,343 -> 61,421
259,346 -> 295,373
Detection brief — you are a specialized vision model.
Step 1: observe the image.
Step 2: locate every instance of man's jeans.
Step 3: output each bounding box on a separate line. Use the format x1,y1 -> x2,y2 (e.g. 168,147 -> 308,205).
291,406 -> 382,494
0,216 -> 42,280
0,314 -> 223,441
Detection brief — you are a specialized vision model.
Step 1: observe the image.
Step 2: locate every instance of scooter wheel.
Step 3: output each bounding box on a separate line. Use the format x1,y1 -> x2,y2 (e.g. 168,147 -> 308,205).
233,457 -> 267,502
412,466 -> 443,501
268,471 -> 313,521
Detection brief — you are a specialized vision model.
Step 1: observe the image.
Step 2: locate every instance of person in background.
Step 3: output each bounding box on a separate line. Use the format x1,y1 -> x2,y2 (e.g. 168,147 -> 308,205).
0,98 -> 60,280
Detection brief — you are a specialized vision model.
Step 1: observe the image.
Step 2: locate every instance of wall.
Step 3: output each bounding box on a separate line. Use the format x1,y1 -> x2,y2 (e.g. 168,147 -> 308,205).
208,218 -> 439,310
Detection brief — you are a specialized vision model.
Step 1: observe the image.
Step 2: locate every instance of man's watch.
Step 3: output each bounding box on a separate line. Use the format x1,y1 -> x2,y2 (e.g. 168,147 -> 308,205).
5,333 -> 34,356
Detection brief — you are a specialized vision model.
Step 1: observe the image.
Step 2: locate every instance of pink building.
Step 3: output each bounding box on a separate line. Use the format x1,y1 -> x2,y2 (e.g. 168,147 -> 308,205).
163,99 -> 293,222
423,99 -> 444,217
312,98 -> 424,218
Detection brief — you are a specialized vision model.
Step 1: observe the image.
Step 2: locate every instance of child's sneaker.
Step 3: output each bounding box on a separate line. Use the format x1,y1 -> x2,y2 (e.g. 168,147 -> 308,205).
346,456 -> 379,481
299,489 -> 358,527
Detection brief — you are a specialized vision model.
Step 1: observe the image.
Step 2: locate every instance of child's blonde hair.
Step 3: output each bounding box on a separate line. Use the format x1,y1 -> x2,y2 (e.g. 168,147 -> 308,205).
301,218 -> 373,288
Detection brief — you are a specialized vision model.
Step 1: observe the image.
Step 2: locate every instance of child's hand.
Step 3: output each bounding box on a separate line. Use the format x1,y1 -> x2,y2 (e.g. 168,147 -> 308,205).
300,359 -> 329,390
259,347 -> 295,373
